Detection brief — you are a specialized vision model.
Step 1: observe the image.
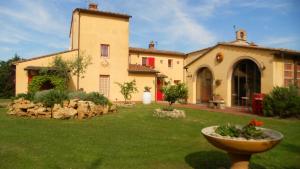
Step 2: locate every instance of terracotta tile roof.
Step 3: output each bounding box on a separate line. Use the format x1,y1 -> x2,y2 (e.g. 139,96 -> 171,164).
219,42 -> 300,55
129,47 -> 186,57
13,49 -> 78,65
185,42 -> 300,68
75,8 -> 132,19
157,73 -> 168,78
24,66 -> 57,71
128,64 -> 159,74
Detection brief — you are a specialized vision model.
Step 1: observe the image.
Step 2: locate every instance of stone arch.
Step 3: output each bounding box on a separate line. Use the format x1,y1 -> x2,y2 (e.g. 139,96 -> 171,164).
194,65 -> 215,104
227,56 -> 262,107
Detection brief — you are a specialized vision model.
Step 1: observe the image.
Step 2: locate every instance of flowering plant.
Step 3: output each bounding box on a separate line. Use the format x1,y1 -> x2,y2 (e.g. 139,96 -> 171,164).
215,119 -> 266,139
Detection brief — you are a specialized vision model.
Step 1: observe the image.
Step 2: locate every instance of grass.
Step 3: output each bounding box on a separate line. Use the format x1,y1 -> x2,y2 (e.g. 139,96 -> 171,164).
0,99 -> 11,108
0,102 -> 299,169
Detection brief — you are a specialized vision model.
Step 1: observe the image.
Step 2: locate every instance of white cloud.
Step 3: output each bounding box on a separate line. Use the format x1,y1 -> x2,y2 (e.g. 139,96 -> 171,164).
103,0 -> 219,50
259,36 -> 297,47
237,0 -> 290,10
0,0 -> 68,35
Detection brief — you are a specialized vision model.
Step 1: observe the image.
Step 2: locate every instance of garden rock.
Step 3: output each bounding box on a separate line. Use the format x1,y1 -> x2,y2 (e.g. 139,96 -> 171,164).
154,109 -> 186,118
7,98 -> 117,120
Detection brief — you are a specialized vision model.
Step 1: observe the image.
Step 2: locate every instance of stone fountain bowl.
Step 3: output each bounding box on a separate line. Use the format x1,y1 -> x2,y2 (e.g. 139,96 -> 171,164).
201,126 -> 284,154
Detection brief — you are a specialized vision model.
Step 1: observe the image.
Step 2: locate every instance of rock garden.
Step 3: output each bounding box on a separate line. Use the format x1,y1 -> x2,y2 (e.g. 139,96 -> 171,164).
8,90 -> 116,120
153,82 -> 188,119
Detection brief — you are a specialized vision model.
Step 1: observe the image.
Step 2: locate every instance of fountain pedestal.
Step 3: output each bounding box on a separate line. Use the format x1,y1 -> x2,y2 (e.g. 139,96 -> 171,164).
201,126 -> 283,169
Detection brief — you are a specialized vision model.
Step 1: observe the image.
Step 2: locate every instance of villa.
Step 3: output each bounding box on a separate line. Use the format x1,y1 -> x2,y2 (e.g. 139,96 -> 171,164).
14,3 -> 300,107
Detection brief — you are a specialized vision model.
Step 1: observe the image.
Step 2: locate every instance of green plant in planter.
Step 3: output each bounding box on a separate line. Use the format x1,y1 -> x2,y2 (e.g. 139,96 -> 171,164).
115,80 -> 138,104
144,86 -> 151,92
215,119 -> 265,139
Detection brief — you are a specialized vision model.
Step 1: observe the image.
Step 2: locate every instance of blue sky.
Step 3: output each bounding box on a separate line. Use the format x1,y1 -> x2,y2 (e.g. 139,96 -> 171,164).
0,0 -> 299,60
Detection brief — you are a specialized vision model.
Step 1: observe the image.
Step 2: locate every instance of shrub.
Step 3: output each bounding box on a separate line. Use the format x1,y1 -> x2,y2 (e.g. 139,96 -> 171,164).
162,83 -> 189,106
263,85 -> 300,118
115,80 -> 138,103
28,75 -> 66,94
85,92 -> 110,106
33,89 -> 69,108
13,92 -> 34,101
68,91 -> 87,100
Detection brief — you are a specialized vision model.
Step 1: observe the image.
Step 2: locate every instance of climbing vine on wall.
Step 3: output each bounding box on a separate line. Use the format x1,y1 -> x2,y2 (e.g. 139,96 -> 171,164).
28,75 -> 66,93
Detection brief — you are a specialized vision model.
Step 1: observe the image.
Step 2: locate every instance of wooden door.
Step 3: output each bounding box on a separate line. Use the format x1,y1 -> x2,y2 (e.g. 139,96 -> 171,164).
200,69 -> 212,102
156,78 -> 163,101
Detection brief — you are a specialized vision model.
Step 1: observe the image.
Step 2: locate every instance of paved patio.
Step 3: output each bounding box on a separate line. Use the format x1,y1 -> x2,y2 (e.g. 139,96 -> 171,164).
157,101 -> 262,116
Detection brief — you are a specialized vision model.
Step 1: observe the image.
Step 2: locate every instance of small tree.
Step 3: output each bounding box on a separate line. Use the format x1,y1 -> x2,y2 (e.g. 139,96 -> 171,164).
115,80 -> 138,103
162,83 -> 188,106
39,55 -> 70,80
69,52 -> 92,90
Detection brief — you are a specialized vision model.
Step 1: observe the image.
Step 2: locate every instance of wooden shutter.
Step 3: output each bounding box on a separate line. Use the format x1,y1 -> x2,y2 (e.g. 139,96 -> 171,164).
284,62 -> 294,87
296,63 -> 300,87
147,57 -> 155,68
99,75 -> 110,97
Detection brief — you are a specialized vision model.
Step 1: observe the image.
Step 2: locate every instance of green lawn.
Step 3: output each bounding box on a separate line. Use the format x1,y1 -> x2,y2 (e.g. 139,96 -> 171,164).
0,103 -> 299,169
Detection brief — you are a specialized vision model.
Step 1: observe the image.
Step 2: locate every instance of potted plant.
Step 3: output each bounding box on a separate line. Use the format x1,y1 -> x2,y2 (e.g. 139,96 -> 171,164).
201,119 -> 283,169
143,86 -> 152,104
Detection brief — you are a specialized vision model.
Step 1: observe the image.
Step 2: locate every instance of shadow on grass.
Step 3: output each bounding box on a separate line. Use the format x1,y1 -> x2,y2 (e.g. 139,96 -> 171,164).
185,151 -> 266,169
281,142 -> 300,154
86,158 -> 102,169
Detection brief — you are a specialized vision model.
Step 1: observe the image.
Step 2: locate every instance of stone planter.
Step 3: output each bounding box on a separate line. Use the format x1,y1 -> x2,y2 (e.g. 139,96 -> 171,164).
201,126 -> 283,169
153,109 -> 186,118
143,92 -> 152,104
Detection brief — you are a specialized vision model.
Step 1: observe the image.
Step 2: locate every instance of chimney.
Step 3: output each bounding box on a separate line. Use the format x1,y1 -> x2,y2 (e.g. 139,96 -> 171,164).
149,41 -> 155,49
89,3 -> 98,11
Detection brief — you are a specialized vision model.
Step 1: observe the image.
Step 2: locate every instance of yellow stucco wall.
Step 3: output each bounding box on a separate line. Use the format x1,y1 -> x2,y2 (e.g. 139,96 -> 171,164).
73,12 -> 130,101
185,45 -> 279,106
128,74 -> 156,101
130,53 -> 185,84
70,11 -> 79,50
15,50 -> 79,94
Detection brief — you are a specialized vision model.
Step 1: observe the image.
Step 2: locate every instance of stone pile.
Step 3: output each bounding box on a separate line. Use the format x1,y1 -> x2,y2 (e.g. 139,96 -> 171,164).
153,109 -> 186,118
8,98 -> 117,120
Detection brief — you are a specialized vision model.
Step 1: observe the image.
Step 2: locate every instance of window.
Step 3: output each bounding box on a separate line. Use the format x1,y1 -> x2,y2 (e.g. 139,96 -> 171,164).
101,44 -> 109,58
168,59 -> 173,68
284,62 -> 300,87
296,63 -> 300,87
142,57 -> 155,68
99,75 -> 110,97
142,57 -> 147,66
284,62 -> 294,87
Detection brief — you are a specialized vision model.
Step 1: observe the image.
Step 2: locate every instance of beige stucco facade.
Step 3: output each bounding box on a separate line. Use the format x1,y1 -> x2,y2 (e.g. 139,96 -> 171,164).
14,7 -> 185,102
14,5 -> 300,106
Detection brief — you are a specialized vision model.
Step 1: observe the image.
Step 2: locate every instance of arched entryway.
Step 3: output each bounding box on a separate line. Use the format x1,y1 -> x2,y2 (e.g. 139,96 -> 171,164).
231,59 -> 261,106
196,67 -> 213,103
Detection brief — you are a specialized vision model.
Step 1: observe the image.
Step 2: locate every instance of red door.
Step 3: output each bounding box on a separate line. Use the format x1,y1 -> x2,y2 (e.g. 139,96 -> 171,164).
156,78 -> 163,101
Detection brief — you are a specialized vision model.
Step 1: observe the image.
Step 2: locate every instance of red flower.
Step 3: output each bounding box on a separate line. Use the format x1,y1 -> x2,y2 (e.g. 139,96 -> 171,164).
249,119 -> 264,126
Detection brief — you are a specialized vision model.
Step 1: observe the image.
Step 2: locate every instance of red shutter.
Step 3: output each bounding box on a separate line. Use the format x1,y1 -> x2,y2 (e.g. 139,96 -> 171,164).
147,57 -> 155,68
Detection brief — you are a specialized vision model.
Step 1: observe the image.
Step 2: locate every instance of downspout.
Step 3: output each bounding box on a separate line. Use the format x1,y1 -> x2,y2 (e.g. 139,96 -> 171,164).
76,11 -> 81,90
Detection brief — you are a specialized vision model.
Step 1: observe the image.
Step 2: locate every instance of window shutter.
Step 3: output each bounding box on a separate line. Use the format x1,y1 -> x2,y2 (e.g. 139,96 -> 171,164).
147,57 -> 155,68
99,75 -> 110,97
